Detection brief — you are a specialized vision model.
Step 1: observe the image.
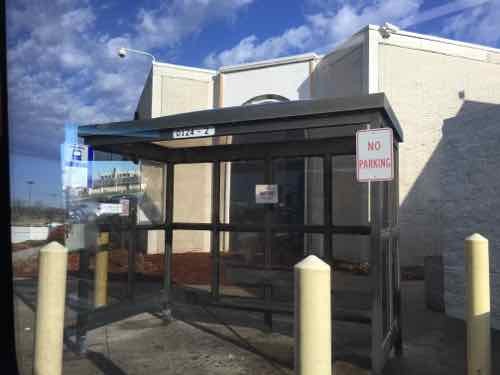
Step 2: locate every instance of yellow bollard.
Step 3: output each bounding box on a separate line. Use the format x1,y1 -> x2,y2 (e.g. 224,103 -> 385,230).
94,232 -> 109,307
294,255 -> 332,375
33,242 -> 68,375
465,233 -> 491,375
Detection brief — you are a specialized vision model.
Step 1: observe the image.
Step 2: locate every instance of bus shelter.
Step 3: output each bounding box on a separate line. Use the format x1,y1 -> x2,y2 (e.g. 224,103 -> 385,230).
74,93 -> 403,373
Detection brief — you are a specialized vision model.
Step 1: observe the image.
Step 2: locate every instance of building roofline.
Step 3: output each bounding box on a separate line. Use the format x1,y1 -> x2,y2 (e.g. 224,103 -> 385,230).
367,24 -> 500,54
219,52 -> 321,73
319,23 -> 500,61
320,29 -> 367,61
152,61 -> 216,75
146,24 -> 500,80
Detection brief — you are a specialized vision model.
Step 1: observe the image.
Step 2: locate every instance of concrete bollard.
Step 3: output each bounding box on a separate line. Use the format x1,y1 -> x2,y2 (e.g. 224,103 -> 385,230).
294,255 -> 332,375
33,241 -> 68,375
94,232 -> 109,307
465,233 -> 491,375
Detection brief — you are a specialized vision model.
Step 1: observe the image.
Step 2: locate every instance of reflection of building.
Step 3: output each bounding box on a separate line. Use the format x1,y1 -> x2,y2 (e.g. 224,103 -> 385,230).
135,24 -> 500,327
89,169 -> 141,195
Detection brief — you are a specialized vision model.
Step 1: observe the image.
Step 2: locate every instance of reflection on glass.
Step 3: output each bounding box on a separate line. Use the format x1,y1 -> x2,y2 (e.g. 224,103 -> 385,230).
219,160 -> 266,224
220,232 -> 265,299
65,156 -> 166,227
220,232 -> 265,266
172,230 -> 211,293
272,233 -> 324,267
132,230 -> 165,297
136,161 -> 166,225
173,163 -> 212,223
272,157 -> 324,225
332,234 -> 370,274
332,155 -> 369,226
67,229 -> 131,311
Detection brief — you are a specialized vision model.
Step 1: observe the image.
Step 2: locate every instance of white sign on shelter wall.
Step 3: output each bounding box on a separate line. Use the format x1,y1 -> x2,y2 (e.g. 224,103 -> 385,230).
356,128 -> 394,182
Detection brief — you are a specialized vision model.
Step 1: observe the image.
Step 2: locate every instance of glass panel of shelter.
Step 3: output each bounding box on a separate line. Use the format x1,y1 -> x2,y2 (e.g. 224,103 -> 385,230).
65,155 -> 169,314
217,158 -> 268,300
165,147 -> 390,309
172,230 -> 212,294
216,156 -> 326,301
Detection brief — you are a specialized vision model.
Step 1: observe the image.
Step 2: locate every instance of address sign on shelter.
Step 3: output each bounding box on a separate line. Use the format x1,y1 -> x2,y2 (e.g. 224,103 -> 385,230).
356,128 -> 394,182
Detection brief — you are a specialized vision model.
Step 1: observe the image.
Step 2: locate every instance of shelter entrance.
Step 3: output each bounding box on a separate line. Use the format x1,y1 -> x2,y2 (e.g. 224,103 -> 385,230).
77,93 -> 403,373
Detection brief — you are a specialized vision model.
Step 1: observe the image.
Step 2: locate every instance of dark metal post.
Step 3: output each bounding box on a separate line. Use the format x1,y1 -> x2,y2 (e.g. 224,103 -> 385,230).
211,161 -> 221,299
76,248 -> 89,354
264,155 -> 273,331
393,145 -> 403,356
323,154 -> 333,263
370,178 -> 384,373
162,162 -> 174,319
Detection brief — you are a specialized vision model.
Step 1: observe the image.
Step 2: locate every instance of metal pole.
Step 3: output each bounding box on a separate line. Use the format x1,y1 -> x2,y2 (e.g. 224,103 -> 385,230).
33,242 -> 68,375
294,255 -> 332,375
465,233 -> 491,375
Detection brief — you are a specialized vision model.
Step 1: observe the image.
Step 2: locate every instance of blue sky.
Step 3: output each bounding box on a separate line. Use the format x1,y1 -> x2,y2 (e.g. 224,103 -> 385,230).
6,0 -> 500,206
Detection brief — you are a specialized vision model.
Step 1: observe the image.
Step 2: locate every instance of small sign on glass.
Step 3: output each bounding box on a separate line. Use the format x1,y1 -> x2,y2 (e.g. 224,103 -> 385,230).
255,184 -> 278,204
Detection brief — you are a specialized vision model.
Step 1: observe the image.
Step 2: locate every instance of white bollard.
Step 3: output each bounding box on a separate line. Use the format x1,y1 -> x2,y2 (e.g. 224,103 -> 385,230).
465,233 -> 491,375
33,242 -> 68,375
295,255 -> 332,375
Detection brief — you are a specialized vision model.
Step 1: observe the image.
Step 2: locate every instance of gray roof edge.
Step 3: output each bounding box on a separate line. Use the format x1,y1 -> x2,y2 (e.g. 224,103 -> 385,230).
79,93 -> 403,142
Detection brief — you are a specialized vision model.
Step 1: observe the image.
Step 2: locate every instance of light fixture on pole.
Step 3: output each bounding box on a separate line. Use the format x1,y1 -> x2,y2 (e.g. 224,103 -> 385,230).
117,47 -> 156,62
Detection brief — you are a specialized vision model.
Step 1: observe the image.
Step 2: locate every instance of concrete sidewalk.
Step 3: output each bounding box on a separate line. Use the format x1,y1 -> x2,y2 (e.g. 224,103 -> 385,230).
14,280 -> 500,374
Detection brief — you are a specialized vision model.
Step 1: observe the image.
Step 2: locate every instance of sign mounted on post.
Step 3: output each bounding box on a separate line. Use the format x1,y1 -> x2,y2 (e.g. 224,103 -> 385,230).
356,128 -> 393,182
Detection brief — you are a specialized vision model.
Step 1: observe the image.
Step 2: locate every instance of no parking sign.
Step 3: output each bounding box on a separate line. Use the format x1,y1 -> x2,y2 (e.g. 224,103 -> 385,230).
356,128 -> 394,182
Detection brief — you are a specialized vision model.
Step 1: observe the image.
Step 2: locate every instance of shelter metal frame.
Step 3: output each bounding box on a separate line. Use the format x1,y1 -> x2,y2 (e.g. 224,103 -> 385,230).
75,93 -> 403,374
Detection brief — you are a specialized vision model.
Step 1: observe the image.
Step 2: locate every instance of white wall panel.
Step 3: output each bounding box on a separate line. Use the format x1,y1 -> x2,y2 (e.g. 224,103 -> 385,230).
222,62 -> 312,107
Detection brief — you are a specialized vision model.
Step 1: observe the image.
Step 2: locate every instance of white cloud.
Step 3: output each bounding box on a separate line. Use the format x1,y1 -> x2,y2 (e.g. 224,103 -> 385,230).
133,0 -> 254,50
204,0 -> 499,68
205,25 -> 313,67
6,0 -> 253,158
95,70 -> 126,92
442,0 -> 500,45
204,0 -> 422,68
60,7 -> 95,32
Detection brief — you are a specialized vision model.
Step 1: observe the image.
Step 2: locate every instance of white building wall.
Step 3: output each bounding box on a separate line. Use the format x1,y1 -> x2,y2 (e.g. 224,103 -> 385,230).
374,27 -> 500,266
134,25 -> 500,328
312,33 -> 370,264
371,26 -> 500,327
440,106 -> 500,329
135,62 -> 216,254
136,69 -> 153,119
221,56 -> 316,106
151,63 -> 215,117
313,39 -> 365,99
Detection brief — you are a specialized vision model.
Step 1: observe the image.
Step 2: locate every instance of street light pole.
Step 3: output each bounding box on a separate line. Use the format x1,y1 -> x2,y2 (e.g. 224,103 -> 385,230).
26,180 -> 35,207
